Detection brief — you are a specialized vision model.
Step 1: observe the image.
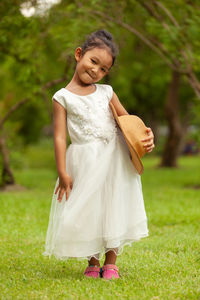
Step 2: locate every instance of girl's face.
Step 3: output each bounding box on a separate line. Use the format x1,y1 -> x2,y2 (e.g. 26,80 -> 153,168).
75,47 -> 113,84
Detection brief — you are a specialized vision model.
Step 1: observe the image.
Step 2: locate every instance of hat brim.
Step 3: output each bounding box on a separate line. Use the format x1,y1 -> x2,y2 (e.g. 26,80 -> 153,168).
123,133 -> 144,175
109,102 -> 145,175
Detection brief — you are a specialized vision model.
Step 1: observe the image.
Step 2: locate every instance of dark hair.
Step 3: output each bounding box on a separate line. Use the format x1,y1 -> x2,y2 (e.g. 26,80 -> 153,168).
81,29 -> 118,67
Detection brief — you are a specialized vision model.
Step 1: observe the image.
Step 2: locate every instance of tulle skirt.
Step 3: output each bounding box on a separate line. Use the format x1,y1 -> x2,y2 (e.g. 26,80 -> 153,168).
43,130 -> 149,261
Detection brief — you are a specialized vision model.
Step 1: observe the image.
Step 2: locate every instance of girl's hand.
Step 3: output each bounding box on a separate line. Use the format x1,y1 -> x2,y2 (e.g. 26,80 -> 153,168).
141,127 -> 155,153
55,172 -> 73,203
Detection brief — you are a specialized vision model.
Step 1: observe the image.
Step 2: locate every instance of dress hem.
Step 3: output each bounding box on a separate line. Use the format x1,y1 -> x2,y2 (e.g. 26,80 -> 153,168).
42,232 -> 149,262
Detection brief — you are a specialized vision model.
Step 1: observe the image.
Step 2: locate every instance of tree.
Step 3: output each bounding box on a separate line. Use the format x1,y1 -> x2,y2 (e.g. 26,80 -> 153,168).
0,0 -> 72,187
80,0 -> 200,166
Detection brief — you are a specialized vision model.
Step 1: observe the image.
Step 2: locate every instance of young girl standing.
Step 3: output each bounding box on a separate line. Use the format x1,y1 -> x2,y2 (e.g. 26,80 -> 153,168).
43,29 -> 154,280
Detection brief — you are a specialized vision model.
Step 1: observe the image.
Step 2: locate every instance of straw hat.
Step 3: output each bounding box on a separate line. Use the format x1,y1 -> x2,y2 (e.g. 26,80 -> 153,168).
109,102 -> 149,175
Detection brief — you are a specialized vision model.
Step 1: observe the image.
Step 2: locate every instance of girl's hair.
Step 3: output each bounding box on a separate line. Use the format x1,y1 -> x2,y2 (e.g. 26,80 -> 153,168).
81,29 -> 118,67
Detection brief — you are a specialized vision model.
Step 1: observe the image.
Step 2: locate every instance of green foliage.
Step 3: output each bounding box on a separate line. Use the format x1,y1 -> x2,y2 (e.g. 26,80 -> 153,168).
0,0 -> 200,153
190,98 -> 200,145
13,102 -> 47,144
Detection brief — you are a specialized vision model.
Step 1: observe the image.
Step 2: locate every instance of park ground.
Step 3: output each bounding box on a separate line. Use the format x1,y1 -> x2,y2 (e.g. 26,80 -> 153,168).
0,139 -> 200,300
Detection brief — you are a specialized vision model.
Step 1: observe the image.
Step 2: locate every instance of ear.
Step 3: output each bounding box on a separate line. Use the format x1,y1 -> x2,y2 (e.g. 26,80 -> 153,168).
75,47 -> 82,62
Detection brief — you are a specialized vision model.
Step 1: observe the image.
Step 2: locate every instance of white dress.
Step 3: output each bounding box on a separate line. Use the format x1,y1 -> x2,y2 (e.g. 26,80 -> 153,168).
43,83 -> 149,261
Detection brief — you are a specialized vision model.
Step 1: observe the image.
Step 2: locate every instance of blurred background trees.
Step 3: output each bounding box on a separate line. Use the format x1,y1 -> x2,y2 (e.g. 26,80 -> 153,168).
0,0 -> 200,188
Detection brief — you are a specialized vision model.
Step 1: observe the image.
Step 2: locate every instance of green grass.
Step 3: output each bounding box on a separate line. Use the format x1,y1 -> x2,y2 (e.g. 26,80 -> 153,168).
0,140 -> 200,299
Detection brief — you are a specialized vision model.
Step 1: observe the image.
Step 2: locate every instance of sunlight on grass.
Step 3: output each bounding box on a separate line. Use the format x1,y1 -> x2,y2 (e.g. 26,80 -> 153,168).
0,145 -> 200,299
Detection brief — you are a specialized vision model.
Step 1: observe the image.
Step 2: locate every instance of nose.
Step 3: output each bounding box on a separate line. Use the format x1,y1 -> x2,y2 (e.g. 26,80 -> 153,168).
91,67 -> 99,77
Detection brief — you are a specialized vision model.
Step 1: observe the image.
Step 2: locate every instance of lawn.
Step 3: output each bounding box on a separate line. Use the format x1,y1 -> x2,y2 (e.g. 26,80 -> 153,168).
0,139 -> 200,300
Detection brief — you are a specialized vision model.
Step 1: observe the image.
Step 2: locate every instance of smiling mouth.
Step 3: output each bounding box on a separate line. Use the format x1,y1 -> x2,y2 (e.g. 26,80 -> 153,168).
86,71 -> 95,79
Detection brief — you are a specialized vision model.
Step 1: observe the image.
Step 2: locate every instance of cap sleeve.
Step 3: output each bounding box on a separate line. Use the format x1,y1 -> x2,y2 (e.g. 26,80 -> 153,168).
106,85 -> 113,102
52,89 -> 67,111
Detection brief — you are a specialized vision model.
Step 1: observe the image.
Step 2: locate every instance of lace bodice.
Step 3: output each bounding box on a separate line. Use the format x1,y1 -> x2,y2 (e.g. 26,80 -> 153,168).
52,84 -> 118,144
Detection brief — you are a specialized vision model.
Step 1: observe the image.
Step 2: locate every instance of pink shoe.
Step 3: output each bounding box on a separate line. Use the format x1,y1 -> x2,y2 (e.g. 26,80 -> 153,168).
84,265 -> 101,278
101,264 -> 120,280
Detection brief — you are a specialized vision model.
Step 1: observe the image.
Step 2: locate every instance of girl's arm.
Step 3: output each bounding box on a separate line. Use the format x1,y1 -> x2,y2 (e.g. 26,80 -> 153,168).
110,92 -> 129,116
53,100 -> 73,202
110,92 -> 155,153
53,100 -> 67,176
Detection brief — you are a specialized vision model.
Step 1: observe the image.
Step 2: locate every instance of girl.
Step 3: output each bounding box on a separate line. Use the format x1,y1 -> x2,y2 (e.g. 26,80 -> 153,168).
43,29 -> 154,280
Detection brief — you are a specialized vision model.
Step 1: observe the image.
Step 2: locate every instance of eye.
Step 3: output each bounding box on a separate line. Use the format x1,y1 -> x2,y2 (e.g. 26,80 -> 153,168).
91,59 -> 97,64
101,68 -> 106,73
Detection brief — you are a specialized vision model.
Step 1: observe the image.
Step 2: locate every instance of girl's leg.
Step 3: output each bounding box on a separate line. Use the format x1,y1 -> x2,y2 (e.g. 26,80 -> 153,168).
87,248 -> 118,266
104,248 -> 118,265
102,248 -> 119,279
84,254 -> 100,278
88,253 -> 100,266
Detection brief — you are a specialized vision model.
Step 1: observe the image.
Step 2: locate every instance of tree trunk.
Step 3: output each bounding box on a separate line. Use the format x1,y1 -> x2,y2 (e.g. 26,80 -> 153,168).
0,131 -> 15,186
160,70 -> 183,167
